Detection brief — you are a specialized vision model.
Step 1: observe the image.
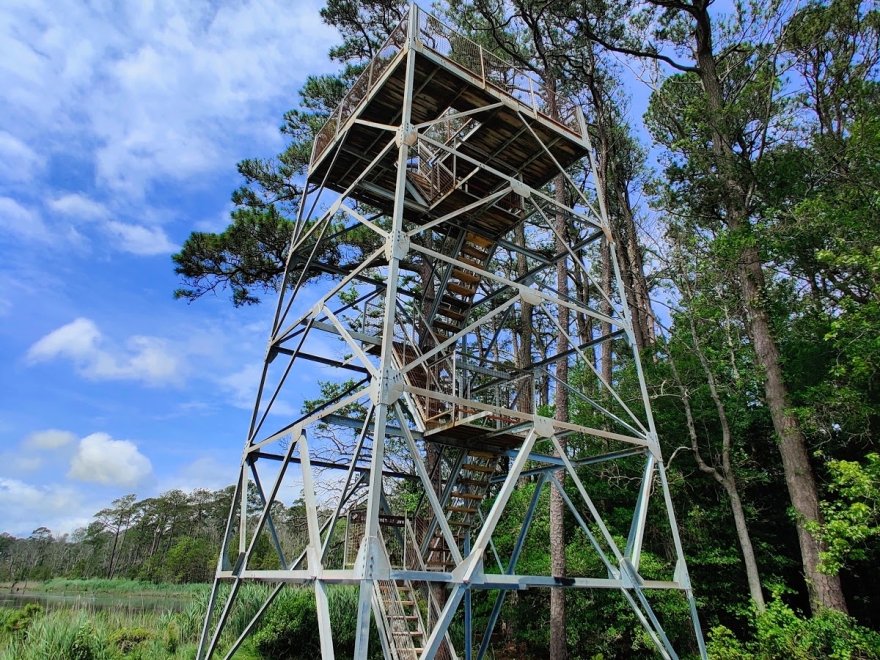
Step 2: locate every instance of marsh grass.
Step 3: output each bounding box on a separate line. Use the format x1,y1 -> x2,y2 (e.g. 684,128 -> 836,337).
0,580 -> 353,659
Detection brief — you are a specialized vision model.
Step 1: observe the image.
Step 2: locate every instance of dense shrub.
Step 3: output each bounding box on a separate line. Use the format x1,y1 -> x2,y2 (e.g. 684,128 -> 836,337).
707,597 -> 880,659
253,585 -> 381,659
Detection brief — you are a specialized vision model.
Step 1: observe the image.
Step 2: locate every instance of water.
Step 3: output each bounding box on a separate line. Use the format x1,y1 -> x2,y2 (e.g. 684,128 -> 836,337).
0,590 -> 189,613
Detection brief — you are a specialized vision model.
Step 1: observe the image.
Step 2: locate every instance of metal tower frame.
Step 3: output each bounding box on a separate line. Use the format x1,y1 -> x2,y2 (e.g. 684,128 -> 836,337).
198,5 -> 706,659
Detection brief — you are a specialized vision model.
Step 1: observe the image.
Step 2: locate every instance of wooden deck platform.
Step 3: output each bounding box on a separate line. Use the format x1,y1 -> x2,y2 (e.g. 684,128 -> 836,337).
309,25 -> 587,241
425,422 -> 525,453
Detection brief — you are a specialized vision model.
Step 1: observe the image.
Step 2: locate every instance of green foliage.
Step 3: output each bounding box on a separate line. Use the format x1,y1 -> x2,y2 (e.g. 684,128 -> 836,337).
1,611 -> 113,660
806,454 -> 880,574
109,626 -> 152,654
253,585 -> 380,659
0,603 -> 43,636
707,595 -> 880,659
163,538 -> 214,584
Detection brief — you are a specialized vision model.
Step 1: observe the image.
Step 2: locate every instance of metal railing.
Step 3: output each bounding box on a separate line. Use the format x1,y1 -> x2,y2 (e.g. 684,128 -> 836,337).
310,5 -> 582,168
415,7 -> 581,136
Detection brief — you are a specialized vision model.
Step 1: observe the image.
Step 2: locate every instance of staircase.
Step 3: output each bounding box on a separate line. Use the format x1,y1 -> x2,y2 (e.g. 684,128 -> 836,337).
428,230 -> 495,344
375,579 -> 428,659
374,520 -> 462,660
424,448 -> 502,571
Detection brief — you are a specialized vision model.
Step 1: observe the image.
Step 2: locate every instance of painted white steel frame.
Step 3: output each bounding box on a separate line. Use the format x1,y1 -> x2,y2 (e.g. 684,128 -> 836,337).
197,5 -> 706,659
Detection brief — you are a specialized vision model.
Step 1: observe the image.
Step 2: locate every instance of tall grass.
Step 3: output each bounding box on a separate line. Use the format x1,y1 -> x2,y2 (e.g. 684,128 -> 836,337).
0,580 -> 331,658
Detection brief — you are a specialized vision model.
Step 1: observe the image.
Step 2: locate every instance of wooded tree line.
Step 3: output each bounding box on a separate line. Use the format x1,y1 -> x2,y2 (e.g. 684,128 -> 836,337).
9,0 -> 877,657
0,488 -> 305,586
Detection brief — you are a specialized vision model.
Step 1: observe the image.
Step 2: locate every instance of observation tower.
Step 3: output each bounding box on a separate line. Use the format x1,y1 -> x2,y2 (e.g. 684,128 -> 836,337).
198,5 -> 706,659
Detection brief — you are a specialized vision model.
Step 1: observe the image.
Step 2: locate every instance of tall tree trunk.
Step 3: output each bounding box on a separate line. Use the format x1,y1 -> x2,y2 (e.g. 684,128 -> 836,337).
550,175 -> 569,659
515,223 -> 534,415
691,11 -> 847,613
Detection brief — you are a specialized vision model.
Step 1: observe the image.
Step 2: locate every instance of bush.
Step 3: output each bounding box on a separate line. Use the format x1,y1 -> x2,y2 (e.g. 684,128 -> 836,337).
0,603 -> 43,635
109,626 -> 152,654
253,585 -> 381,659
707,597 -> 880,660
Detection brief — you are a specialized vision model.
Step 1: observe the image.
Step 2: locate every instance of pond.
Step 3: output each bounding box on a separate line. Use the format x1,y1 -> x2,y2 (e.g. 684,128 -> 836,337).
0,590 -> 191,613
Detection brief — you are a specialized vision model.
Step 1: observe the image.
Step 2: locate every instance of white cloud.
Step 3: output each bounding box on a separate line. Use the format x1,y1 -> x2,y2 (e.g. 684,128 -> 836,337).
25,429 -> 77,449
0,131 -> 43,183
163,456 -> 234,492
0,0 -> 337,197
48,193 -> 109,220
26,317 -> 183,386
67,432 -> 153,487
219,363 -> 296,416
103,220 -> 177,255
0,197 -> 50,242
0,478 -> 90,536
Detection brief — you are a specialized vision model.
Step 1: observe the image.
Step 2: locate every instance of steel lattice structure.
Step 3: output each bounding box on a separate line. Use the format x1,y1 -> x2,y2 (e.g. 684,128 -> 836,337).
198,6 -> 707,659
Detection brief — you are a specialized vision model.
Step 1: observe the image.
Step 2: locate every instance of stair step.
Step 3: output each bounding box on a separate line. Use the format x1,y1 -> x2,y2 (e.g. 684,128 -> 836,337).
465,232 -> 494,248
462,462 -> 496,473
457,254 -> 484,269
449,520 -> 472,527
391,615 -> 421,620
447,505 -> 477,514
461,243 -> 490,260
437,294 -> 469,308
452,268 -> 481,284
451,491 -> 484,500
392,630 -> 424,637
468,449 -> 499,459
457,477 -> 489,487
433,319 -> 462,334
436,305 -> 465,321
446,282 -> 476,297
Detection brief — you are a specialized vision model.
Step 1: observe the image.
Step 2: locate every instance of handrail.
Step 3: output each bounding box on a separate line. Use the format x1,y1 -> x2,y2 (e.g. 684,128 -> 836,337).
310,4 -> 582,168
403,519 -> 460,660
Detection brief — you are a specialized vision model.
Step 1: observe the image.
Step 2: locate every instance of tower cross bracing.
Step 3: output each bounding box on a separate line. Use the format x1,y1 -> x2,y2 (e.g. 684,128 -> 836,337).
198,5 -> 707,659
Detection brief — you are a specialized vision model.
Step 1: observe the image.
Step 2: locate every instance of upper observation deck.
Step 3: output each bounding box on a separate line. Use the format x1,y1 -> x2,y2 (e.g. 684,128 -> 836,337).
309,6 -> 588,236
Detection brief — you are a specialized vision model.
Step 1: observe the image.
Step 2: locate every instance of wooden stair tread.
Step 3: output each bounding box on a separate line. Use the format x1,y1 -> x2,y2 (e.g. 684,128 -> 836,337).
433,319 -> 462,333
446,282 -> 476,297
461,462 -> 496,473
451,491 -> 484,500
436,305 -> 465,321
465,232 -> 493,248
461,244 -> 490,259
451,268 -> 481,284
468,449 -> 499,459
447,505 -> 477,514
456,477 -> 489,487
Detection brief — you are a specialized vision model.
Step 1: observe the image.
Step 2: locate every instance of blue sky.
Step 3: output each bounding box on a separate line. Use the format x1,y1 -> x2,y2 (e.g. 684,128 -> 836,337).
0,0 -> 340,537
